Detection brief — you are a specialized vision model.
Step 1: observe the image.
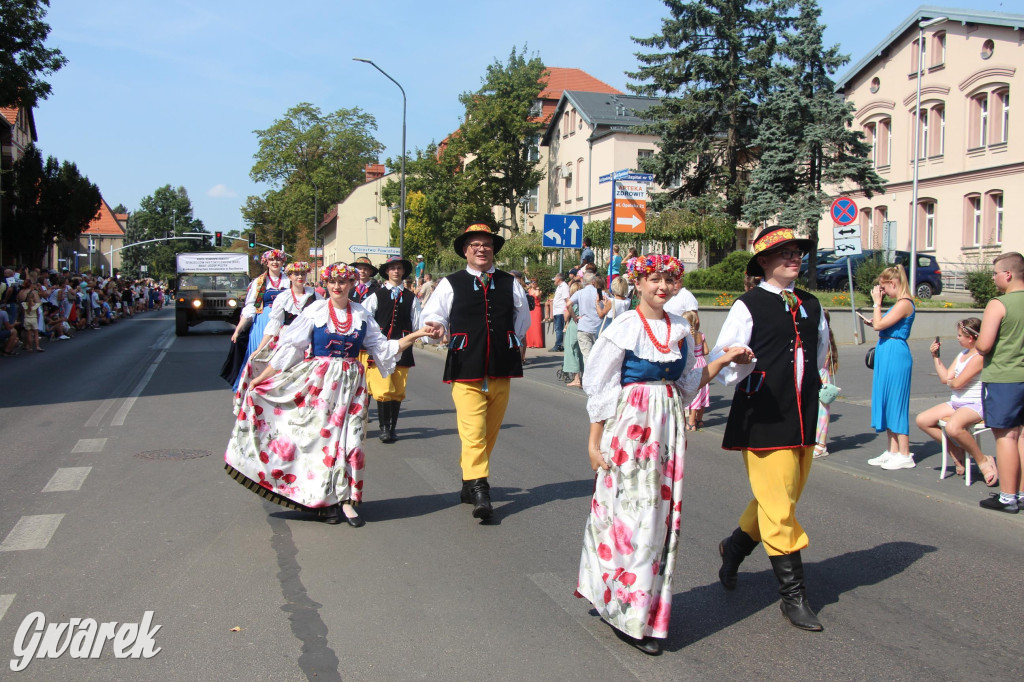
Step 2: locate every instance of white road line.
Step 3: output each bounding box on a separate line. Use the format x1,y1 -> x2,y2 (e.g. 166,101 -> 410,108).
0,515 -> 65,552
152,328 -> 174,350
85,398 -> 119,427
527,572 -> 643,679
42,467 -> 92,493
404,458 -> 459,503
0,594 -> 13,625
72,438 -> 107,453
111,350 -> 166,427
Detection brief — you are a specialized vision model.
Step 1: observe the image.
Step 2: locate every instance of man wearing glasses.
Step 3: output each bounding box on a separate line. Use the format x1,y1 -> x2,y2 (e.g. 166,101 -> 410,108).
422,224 -> 531,521
709,225 -> 831,633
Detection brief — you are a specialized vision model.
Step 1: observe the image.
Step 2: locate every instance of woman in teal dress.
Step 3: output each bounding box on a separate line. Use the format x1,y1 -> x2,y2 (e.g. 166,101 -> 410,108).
866,266 -> 916,470
563,283 -> 584,387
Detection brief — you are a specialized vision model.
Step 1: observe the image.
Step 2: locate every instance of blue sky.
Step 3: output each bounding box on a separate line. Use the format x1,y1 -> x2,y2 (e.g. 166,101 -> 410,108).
34,1 -> 1010,234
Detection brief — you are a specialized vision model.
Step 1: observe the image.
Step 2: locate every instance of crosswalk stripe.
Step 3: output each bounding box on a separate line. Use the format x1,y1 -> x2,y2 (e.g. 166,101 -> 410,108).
42,467 -> 92,493
0,515 -> 65,552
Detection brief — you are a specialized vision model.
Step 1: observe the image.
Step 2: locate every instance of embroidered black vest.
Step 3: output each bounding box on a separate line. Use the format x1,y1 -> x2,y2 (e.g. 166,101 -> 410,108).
371,287 -> 415,367
722,286 -> 822,451
442,269 -> 523,382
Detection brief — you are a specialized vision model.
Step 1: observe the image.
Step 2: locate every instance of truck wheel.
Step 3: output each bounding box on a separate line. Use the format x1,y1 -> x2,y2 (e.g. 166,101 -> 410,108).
175,310 -> 189,336
915,282 -> 934,299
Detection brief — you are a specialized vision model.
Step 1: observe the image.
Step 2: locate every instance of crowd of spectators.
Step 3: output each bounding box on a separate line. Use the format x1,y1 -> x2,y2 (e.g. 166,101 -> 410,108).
0,266 -> 169,357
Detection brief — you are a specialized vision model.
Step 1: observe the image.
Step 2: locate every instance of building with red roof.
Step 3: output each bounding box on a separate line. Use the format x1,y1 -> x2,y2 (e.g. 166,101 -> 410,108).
64,198 -> 125,274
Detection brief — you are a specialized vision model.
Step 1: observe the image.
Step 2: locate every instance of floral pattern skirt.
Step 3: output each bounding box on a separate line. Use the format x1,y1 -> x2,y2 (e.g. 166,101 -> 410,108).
225,355 -> 369,514
575,382 -> 686,640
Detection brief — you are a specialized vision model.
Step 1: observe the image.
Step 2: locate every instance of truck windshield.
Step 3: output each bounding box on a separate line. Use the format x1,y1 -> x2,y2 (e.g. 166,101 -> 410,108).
179,275 -> 248,290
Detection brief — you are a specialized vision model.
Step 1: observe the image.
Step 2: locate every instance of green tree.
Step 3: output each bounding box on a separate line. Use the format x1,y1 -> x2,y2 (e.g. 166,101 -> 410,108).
6,145 -> 101,265
0,0 -> 67,108
743,0 -> 884,284
629,0 -> 793,241
455,47 -> 547,233
380,142 -> 494,262
245,102 -> 384,255
122,185 -> 207,279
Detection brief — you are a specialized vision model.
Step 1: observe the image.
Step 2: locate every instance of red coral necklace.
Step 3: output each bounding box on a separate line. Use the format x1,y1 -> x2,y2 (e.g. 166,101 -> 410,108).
328,300 -> 353,334
637,308 -> 672,354
267,272 -> 282,289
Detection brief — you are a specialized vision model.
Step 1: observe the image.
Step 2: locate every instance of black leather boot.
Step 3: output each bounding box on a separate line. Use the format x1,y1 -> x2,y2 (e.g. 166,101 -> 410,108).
769,552 -> 823,632
718,528 -> 759,590
461,478 -> 493,520
387,401 -> 401,442
376,400 -> 388,442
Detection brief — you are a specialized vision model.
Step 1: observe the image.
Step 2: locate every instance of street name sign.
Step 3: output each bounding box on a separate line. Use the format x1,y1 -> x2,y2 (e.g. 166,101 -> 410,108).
599,169 -> 655,184
348,245 -> 401,256
542,214 -> 584,248
614,182 -> 647,233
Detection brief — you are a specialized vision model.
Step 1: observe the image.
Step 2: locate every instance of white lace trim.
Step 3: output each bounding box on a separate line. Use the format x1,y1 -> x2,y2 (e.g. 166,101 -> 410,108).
599,310 -> 691,363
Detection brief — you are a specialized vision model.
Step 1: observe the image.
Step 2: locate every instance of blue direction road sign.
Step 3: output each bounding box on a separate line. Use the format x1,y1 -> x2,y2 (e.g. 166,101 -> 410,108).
600,169 -> 655,184
542,214 -> 584,249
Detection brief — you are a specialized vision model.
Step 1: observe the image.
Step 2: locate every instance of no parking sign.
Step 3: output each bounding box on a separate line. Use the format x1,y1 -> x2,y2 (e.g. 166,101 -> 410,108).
830,197 -> 858,225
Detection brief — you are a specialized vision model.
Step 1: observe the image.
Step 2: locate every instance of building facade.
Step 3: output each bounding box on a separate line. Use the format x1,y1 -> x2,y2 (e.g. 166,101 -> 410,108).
820,7 -> 1023,274
319,164 -> 396,269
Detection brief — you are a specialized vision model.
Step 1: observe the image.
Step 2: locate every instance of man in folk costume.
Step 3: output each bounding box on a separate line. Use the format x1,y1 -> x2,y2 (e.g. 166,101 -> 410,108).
422,224 -> 531,521
362,255 -> 418,444
709,225 -> 831,632
350,257 -> 381,303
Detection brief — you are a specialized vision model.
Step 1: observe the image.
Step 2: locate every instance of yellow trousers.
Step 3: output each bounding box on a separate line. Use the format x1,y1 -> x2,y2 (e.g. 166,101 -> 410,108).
738,447 -> 813,556
451,378 -> 511,480
366,365 -> 408,402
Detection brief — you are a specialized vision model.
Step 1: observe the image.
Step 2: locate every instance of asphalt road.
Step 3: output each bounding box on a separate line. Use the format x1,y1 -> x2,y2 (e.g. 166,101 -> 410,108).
0,311 -> 1021,681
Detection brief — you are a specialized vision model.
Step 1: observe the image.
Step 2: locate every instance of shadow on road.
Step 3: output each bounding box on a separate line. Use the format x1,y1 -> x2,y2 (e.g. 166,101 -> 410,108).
663,540 -> 938,651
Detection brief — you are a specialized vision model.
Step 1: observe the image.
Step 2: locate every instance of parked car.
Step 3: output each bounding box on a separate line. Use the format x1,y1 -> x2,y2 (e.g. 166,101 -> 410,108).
798,249 -> 838,279
816,250 -> 942,299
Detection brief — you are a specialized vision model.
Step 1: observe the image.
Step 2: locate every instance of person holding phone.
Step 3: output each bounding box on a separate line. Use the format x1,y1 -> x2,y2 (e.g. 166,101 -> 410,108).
863,267 -> 916,470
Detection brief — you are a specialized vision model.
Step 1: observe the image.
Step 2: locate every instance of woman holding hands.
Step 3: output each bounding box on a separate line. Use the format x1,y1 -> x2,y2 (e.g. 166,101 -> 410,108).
864,267 -> 916,470
224,263 -> 436,527
575,255 -> 752,655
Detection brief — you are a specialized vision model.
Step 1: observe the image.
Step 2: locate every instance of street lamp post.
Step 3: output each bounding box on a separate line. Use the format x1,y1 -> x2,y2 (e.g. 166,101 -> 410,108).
353,58 -> 406,258
910,15 -> 947,296
312,181 -> 319,281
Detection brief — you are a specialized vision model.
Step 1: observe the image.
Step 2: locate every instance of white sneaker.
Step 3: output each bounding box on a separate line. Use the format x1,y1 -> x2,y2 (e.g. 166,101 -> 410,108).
881,453 -> 916,470
58,335 -> 70,340
867,451 -> 892,466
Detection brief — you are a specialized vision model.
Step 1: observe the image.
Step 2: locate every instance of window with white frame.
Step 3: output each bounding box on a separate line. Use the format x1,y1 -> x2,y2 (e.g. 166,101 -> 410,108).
576,157 -> 584,200
525,185 -> 539,213
971,93 -> 989,148
930,32 -> 945,67
910,37 -> 924,75
879,118 -> 891,166
997,89 -> 1009,143
970,196 -> 982,245
985,191 -> 1003,244
924,202 -> 936,249
918,109 -> 929,159
564,161 -> 573,199
935,105 -> 945,156
529,100 -> 543,118
864,122 -> 877,166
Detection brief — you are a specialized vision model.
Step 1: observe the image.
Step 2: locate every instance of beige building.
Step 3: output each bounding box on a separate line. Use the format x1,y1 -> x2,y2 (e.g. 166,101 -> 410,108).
63,198 -> 125,274
319,164 -> 396,268
820,6 -> 1023,275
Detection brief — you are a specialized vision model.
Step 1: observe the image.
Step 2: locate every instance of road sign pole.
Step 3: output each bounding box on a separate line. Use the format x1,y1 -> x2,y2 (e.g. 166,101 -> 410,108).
847,249 -> 861,345
609,178 -> 616,270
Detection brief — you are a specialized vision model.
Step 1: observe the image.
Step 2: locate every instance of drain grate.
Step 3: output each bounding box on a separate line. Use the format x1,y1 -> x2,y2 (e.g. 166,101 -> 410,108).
134,449 -> 213,461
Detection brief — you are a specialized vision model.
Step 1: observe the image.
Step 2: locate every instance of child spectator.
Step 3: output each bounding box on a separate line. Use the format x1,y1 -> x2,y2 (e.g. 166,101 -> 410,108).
683,310 -> 710,430
21,285 -> 44,352
915,317 -> 995,484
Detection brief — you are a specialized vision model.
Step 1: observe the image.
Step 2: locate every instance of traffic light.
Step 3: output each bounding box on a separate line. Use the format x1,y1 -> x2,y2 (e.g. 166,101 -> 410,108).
215,231 -> 223,247
248,232 -> 256,248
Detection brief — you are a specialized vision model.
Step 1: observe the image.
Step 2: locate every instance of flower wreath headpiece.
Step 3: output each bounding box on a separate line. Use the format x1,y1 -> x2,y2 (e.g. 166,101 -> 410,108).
320,263 -> 359,282
285,261 -> 311,275
260,249 -> 286,265
625,254 -> 683,283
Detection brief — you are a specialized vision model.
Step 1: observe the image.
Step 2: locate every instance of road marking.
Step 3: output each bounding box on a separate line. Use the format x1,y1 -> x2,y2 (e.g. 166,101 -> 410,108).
528,572 -> 643,679
85,398 -> 119,427
152,328 -> 174,350
0,515 -> 65,552
72,438 -> 107,453
42,467 -> 92,492
404,458 -> 459,504
0,594 -> 13,625
111,350 -> 166,427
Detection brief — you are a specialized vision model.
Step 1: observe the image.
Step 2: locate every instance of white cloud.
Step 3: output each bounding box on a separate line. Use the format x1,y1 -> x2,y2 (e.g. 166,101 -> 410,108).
207,183 -> 238,199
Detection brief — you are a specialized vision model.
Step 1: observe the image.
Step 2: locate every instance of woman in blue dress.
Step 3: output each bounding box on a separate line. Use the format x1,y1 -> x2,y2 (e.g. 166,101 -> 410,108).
865,266 -> 916,470
230,250 -> 288,392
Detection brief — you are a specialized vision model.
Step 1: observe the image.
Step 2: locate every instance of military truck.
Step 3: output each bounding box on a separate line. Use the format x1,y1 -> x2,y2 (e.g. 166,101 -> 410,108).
174,252 -> 250,336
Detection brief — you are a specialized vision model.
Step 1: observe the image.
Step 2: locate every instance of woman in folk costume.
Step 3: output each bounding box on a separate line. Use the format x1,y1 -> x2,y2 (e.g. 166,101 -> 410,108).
224,263 -> 435,527
225,250 -> 288,391
575,255 -> 751,655
361,255 -> 418,444
238,261 -> 322,385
